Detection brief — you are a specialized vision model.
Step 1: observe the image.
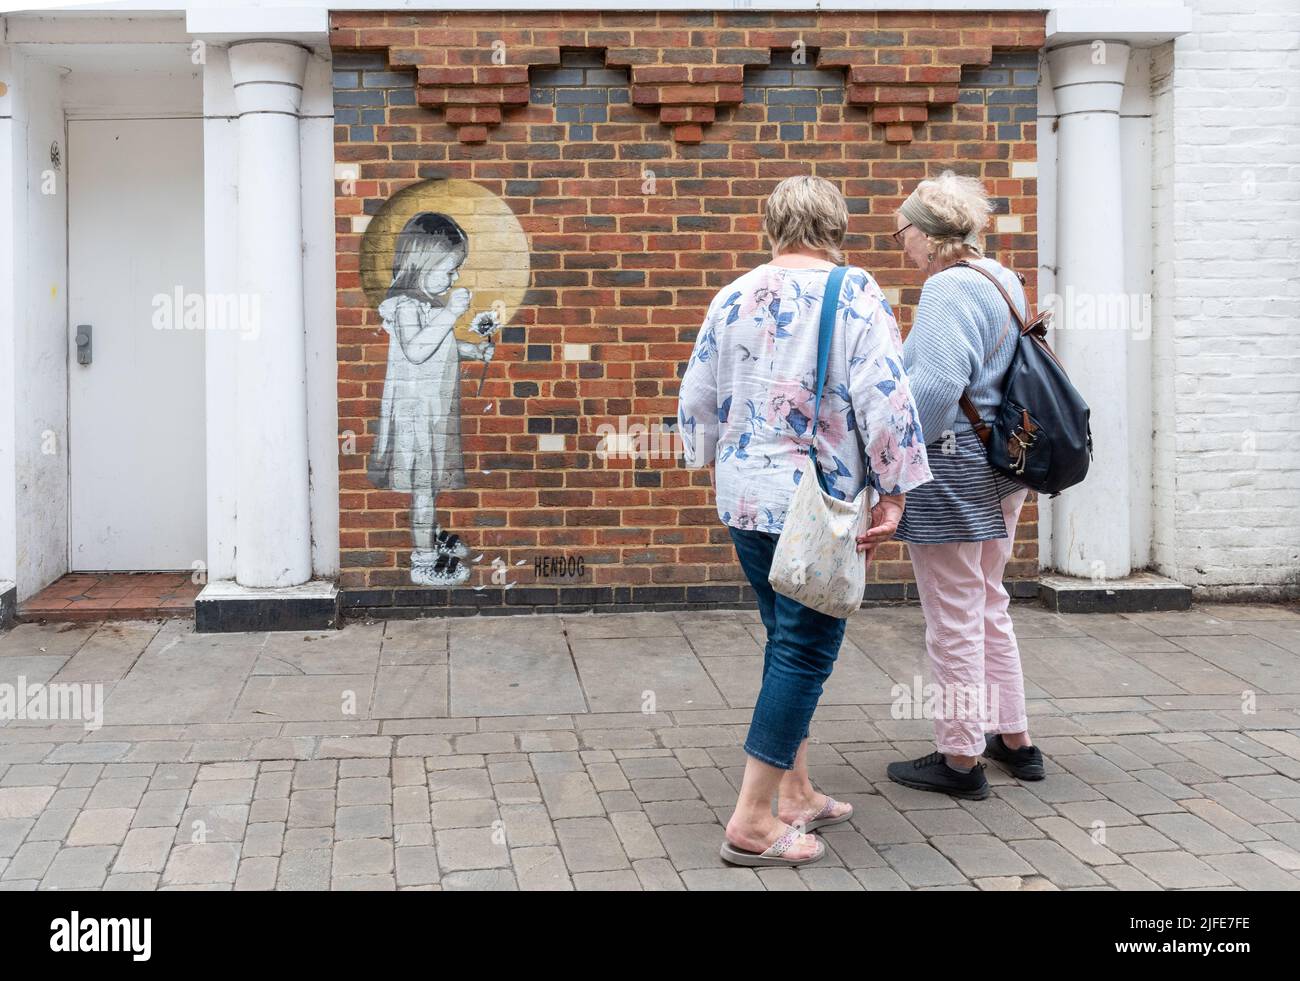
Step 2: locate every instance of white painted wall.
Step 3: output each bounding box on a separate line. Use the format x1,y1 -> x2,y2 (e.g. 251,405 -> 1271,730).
1120,50 -> 1154,572
1149,0 -> 1300,595
200,44 -> 240,583
0,45 -> 16,595
9,51 -> 68,601
1150,41 -> 1179,588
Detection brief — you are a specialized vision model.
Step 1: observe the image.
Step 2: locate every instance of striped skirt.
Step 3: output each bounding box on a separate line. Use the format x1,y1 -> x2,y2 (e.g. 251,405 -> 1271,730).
896,430 -> 1026,545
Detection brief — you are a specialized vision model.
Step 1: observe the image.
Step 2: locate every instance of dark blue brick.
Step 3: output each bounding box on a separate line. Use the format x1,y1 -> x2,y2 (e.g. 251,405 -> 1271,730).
568,124 -> 593,141
333,52 -> 387,70
766,106 -> 793,122
988,106 -> 1011,122
530,87 -> 555,105
334,90 -> 385,107
580,107 -> 607,124
532,69 -> 585,86
958,90 -> 985,105
386,90 -> 415,107
556,106 -> 581,123
334,108 -> 360,125
1013,105 -> 1038,123
361,109 -> 387,124
791,106 -> 818,122
793,69 -> 845,89
362,71 -> 414,88
747,69 -> 793,86
607,88 -> 630,104
1013,69 -> 1040,86
988,88 -> 1036,105
780,124 -> 804,141
556,88 -> 606,105
622,143 -> 670,159
562,50 -> 605,69
333,71 -> 359,89
997,124 -> 1022,140
767,89 -> 818,106
527,345 -> 551,362
602,271 -> 645,286
502,327 -> 526,344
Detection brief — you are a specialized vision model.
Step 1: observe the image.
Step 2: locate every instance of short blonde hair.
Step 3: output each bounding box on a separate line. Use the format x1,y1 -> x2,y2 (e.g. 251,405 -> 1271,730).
902,170 -> 993,267
763,175 -> 848,264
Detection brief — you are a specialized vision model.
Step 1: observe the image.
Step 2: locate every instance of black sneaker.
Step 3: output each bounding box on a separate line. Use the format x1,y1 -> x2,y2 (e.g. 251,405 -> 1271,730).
983,734 -> 1046,780
886,751 -> 990,800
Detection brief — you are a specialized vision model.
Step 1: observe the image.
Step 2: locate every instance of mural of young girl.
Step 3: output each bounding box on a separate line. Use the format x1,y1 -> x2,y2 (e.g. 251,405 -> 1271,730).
368,212 -> 497,587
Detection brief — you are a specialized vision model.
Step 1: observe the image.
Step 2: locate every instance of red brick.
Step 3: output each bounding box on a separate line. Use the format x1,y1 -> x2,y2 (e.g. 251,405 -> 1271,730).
332,8 -> 1044,593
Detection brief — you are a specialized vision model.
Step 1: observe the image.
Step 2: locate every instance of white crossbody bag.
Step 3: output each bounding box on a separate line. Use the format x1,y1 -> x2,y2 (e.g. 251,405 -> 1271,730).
767,266 -> 874,619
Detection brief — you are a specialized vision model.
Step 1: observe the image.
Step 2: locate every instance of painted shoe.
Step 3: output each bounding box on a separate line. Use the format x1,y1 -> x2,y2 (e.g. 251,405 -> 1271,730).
886,751 -> 990,800
434,529 -> 469,559
410,551 -> 469,587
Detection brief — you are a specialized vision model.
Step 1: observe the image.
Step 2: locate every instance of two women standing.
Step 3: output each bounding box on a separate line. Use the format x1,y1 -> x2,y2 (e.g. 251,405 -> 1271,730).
679,172 -> 1043,867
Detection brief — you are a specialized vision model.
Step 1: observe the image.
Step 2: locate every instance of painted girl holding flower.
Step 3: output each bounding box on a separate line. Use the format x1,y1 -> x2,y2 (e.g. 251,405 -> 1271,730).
368,212 -> 498,587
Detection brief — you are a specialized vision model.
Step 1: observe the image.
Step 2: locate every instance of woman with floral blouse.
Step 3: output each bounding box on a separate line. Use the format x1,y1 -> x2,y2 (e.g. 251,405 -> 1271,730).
678,175 -> 932,867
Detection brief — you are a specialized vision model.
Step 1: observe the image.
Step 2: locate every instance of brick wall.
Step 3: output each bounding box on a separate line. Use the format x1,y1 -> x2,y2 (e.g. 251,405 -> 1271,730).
332,10 -> 1045,614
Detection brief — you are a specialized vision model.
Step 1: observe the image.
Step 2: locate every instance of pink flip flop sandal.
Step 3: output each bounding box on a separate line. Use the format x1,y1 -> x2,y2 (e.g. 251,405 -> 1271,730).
719,826 -> 826,868
798,796 -> 853,833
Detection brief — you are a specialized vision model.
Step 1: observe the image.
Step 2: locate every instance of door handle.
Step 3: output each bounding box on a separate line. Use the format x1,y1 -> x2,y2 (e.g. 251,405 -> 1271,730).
76,324 -> 92,365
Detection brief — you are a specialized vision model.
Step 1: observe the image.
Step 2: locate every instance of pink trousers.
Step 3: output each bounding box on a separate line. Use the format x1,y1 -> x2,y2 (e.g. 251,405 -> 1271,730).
907,489 -> 1030,758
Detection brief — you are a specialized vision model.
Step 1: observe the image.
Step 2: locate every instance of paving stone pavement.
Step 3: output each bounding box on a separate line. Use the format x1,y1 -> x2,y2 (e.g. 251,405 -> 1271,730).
1,602 -> 1299,891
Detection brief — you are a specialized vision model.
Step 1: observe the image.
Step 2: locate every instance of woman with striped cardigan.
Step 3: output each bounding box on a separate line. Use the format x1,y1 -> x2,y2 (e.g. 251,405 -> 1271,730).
886,171 -> 1046,800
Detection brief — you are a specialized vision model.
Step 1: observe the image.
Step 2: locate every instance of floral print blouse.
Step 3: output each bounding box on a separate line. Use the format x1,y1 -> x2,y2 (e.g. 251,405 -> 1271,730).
677,264 -> 933,533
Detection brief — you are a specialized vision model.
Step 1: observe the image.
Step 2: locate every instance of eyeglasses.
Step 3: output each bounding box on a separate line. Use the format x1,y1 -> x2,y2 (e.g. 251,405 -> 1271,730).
891,223 -> 913,247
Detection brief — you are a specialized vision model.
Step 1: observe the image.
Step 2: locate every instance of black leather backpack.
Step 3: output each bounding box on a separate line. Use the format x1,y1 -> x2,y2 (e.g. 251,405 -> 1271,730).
952,260 -> 1093,497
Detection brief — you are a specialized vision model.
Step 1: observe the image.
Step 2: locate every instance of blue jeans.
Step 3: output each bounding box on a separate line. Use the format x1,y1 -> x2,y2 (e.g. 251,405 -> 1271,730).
729,526 -> 848,770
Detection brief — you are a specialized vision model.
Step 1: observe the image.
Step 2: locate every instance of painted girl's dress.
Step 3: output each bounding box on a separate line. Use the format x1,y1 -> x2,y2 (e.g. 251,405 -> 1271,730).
368,293 -> 467,493
678,264 -> 932,532
366,211 -> 494,587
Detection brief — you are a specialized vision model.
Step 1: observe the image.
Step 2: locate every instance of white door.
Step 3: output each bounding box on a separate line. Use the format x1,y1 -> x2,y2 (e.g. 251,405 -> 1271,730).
68,118 -> 206,571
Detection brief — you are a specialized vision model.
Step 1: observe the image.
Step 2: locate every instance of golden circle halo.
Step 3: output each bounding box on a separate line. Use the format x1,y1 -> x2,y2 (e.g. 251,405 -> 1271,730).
360,178 -> 530,338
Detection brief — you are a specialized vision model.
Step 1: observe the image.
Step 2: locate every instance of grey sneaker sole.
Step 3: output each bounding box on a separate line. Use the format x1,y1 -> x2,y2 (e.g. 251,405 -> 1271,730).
886,769 -> 991,801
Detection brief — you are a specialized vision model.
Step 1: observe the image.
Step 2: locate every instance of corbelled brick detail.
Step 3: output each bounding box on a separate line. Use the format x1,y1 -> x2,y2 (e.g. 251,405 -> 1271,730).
331,11 -> 1044,144
331,10 -> 1044,602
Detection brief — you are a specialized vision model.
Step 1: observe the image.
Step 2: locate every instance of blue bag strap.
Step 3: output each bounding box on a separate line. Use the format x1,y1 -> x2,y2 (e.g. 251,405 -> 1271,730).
808,265 -> 848,489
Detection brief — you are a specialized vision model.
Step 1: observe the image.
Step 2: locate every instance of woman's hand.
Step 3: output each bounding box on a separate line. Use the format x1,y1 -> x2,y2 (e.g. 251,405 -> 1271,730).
856,493 -> 905,564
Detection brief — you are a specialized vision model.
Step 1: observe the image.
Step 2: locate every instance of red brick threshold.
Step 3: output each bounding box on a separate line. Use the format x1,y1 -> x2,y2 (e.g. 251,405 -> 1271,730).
18,572 -> 200,623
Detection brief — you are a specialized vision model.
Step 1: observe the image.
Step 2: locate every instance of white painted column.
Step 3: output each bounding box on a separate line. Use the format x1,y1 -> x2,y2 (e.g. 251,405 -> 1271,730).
1046,40 -> 1133,580
228,40 -> 312,588
0,46 -> 17,597
1120,51 -> 1154,571
1035,57 -> 1058,574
